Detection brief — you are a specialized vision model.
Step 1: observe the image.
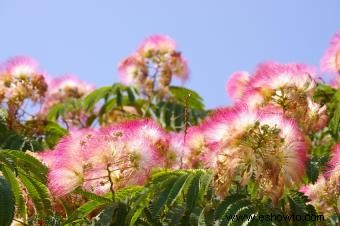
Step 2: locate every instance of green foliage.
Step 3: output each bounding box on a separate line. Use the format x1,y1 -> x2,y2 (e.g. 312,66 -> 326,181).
0,110 -> 43,151
1,81 -> 338,225
44,121 -> 68,149
169,86 -> 205,111
0,176 -> 15,226
286,191 -> 317,226
0,149 -> 51,221
45,84 -> 208,132
64,186 -> 143,225
314,84 -> 340,140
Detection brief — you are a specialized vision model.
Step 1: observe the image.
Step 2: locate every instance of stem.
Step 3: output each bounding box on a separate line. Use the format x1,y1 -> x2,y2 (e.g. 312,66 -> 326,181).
106,164 -> 115,202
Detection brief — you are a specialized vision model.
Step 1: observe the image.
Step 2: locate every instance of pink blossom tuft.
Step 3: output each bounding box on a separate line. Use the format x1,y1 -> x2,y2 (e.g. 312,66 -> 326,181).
320,31 -> 340,74
251,61 -> 317,92
329,143 -> 340,172
225,71 -> 250,101
330,75 -> 340,89
138,34 -> 177,54
0,56 -> 40,78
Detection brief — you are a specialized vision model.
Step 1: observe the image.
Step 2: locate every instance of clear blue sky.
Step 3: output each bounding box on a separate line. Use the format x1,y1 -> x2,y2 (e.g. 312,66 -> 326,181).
1,1 -> 339,108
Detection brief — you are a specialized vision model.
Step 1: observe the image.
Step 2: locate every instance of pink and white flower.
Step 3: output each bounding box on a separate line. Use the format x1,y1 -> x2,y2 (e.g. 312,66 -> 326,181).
203,105 -> 308,199
321,31 -> 340,74
138,34 -> 177,54
0,56 -> 41,78
226,71 -> 250,101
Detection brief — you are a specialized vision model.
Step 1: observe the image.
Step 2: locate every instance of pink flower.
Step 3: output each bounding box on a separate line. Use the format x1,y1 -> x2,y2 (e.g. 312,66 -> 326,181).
47,75 -> 94,96
138,34 -> 177,54
203,105 -> 308,199
44,129 -> 96,196
328,143 -> 340,173
301,174 -> 339,217
117,55 -> 146,86
48,163 -> 83,197
81,119 -> 170,192
237,62 -> 326,132
0,56 -> 41,78
321,31 -> 340,74
43,119 -> 173,197
330,75 -> 340,89
168,132 -> 185,169
170,55 -> 189,82
250,62 -> 317,92
40,75 -> 94,126
182,126 -> 219,169
117,35 -> 189,93
0,56 -> 48,106
225,71 -> 250,101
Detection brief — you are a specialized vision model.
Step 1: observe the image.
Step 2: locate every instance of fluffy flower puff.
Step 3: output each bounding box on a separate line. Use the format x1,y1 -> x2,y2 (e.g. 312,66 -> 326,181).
0,56 -> 40,78
167,132 -> 186,169
42,128 -> 97,197
327,143 -> 340,176
320,31 -> 340,74
180,126 -> 219,169
138,34 -> 177,55
203,105 -> 308,200
117,35 -> 189,93
80,119 -> 172,194
41,75 -> 94,114
330,75 -> 340,89
118,55 -> 147,86
0,56 -> 48,105
301,174 -> 339,217
238,62 -> 327,132
301,144 -> 339,216
225,71 -> 250,101
249,62 -> 317,93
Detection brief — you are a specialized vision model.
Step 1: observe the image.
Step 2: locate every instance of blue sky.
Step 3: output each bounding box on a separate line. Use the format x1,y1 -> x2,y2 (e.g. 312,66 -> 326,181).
1,0 -> 339,108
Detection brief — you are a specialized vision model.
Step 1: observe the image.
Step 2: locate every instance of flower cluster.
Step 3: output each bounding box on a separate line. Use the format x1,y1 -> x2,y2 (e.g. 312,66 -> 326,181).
41,75 -> 94,113
202,106 -> 307,202
118,35 -> 189,97
38,119 -> 179,197
301,144 -> 340,217
39,104 -> 309,203
0,56 -> 48,111
26,33 -> 339,221
40,75 -> 94,127
226,62 -> 327,132
0,56 -> 95,131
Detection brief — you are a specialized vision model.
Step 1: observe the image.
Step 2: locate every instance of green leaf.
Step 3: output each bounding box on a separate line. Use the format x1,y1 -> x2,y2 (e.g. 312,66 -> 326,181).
46,103 -> 65,122
115,186 -> 143,202
167,174 -> 189,206
83,86 -> 113,112
313,84 -> 336,104
214,194 -> 246,220
44,121 -> 68,148
0,165 -> 27,219
92,204 -> 117,226
151,177 -> 177,217
186,173 -> 200,212
229,206 -> 257,226
329,104 -> 340,140
17,169 -> 52,217
169,86 -> 205,110
0,150 -> 48,182
0,176 -> 15,226
75,188 -> 112,204
287,191 -> 317,226
64,200 -> 109,224
220,198 -> 252,225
